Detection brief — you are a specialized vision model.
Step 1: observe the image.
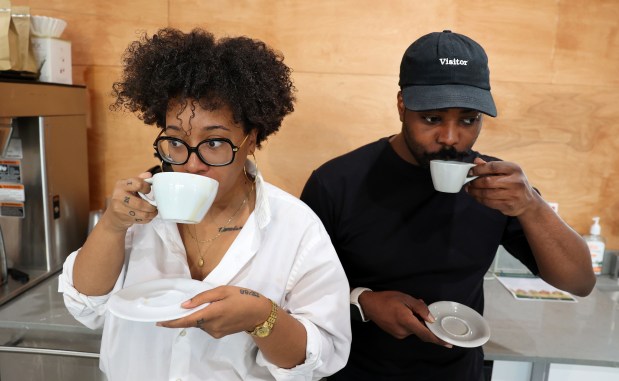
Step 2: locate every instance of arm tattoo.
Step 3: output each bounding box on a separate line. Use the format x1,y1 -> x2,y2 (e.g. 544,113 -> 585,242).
126,180 -> 133,185
124,196 -> 130,204
129,211 -> 136,216
240,289 -> 260,298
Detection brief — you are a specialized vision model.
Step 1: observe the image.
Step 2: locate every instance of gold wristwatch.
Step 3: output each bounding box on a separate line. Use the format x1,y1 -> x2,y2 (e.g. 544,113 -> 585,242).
248,298 -> 278,338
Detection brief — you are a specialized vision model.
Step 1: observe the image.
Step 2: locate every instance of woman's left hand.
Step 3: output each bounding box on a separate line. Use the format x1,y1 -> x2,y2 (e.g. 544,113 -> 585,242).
157,285 -> 272,338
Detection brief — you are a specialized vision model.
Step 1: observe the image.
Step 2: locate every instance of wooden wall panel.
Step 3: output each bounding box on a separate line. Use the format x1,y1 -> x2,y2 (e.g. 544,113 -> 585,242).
169,0 -> 276,42
29,8 -> 167,66
82,66 -> 160,208
454,0 -> 560,84
554,0 -> 619,86
476,81 -> 619,238
29,0 -> 167,21
24,0 -> 619,247
269,0 -> 457,75
257,71 -> 400,196
22,0 -> 169,209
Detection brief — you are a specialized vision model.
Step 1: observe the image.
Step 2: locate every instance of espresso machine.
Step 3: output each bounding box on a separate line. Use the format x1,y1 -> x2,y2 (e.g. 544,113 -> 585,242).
0,80 -> 89,305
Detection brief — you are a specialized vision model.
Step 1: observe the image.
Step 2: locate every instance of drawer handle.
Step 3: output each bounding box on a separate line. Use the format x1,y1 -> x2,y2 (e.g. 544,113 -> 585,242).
0,346 -> 99,358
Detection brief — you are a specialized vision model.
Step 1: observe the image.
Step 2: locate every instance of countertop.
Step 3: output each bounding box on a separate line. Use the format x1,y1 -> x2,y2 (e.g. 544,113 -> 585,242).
1,273 -> 618,368
0,272 -> 101,357
483,275 -> 619,368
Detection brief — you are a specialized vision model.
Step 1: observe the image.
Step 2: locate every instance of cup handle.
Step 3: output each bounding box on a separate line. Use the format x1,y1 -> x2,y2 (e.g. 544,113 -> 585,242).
464,163 -> 479,185
137,178 -> 157,206
464,176 -> 479,184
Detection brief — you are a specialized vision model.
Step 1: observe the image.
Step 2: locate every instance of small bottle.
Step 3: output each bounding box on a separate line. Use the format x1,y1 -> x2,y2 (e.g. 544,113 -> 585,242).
583,217 -> 606,275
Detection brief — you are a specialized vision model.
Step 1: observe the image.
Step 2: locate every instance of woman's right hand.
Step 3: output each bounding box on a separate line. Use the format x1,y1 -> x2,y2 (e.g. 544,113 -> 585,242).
101,172 -> 158,231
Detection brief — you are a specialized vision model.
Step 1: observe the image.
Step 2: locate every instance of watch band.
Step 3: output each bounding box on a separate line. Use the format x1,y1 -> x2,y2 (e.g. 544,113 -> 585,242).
350,287 -> 372,322
247,298 -> 278,338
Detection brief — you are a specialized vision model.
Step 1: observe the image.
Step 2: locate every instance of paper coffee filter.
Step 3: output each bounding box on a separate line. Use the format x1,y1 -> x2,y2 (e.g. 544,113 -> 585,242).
30,15 -> 67,38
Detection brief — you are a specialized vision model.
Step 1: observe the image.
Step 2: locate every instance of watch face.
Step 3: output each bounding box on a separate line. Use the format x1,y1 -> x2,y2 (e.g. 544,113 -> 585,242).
256,325 -> 270,338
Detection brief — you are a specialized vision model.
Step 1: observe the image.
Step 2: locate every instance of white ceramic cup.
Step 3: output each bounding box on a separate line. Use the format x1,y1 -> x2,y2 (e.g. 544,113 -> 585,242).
430,160 -> 478,193
139,172 -> 219,224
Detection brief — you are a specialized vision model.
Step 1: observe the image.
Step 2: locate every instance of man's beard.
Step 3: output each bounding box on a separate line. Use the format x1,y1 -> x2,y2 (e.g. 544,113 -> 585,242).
403,128 -> 472,169
402,122 -> 473,170
422,147 -> 471,166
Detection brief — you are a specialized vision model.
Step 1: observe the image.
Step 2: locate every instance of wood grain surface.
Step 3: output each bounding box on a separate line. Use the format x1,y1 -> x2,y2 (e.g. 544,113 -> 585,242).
15,0 -> 619,247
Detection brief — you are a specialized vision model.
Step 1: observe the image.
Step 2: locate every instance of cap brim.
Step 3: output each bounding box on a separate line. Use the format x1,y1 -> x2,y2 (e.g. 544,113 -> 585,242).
401,85 -> 497,117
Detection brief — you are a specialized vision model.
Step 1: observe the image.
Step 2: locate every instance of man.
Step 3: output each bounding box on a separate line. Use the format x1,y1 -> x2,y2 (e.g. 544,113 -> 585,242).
300,30 -> 595,381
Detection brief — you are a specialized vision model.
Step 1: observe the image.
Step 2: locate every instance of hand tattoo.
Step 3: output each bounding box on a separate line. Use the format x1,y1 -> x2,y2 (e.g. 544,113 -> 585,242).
240,289 -> 260,298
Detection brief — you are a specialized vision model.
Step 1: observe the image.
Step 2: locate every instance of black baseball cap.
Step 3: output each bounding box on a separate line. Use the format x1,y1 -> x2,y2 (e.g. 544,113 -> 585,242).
399,30 -> 497,117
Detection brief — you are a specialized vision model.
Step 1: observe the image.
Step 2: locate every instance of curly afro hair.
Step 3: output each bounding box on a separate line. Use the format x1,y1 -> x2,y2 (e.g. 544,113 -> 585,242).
111,28 -> 296,147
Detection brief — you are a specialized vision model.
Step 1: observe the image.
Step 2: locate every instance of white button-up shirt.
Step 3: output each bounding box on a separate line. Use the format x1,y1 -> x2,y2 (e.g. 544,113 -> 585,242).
59,170 -> 351,381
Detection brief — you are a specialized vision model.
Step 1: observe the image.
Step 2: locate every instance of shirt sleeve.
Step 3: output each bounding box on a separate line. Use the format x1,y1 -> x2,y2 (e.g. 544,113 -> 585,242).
256,216 -> 351,380
300,171 -> 336,240
500,216 -> 540,275
57,233 -> 131,330
255,316 -> 323,381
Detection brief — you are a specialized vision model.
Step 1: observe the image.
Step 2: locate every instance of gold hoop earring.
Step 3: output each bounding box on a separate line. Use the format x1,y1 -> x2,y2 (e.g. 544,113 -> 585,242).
243,153 -> 258,184
243,165 -> 252,183
243,153 -> 257,184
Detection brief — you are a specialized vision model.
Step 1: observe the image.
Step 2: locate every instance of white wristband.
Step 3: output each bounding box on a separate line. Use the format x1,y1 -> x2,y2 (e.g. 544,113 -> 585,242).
350,287 -> 372,322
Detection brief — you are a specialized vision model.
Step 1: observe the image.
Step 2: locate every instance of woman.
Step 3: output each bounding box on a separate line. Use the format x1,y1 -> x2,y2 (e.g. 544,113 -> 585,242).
59,28 -> 351,381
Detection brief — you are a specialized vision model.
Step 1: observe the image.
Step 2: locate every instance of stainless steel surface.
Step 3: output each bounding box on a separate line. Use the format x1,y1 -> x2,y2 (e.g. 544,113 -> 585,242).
0,274 -> 105,380
0,331 -> 100,359
0,117 -> 12,156
0,81 -> 89,306
0,352 -> 104,380
0,226 -> 6,285
88,209 -> 103,234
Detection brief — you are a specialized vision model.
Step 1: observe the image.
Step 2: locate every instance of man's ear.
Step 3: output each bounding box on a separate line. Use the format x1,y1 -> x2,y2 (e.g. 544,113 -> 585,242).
397,91 -> 406,122
249,129 -> 258,154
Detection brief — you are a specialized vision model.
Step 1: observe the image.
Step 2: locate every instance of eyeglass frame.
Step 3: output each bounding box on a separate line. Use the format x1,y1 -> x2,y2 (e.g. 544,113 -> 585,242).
153,130 -> 249,167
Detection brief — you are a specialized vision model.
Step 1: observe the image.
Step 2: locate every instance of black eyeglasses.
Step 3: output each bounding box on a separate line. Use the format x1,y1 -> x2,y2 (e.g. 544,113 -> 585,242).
153,132 -> 249,167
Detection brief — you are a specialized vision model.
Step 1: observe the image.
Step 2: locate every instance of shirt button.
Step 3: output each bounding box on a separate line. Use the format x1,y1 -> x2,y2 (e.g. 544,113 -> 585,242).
179,329 -> 187,337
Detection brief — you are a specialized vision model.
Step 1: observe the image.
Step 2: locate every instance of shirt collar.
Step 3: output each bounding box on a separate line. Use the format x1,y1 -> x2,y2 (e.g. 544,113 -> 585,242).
245,159 -> 271,229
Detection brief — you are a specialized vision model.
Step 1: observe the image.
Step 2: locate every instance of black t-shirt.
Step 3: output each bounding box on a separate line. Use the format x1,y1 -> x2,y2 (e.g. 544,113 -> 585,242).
301,138 -> 538,381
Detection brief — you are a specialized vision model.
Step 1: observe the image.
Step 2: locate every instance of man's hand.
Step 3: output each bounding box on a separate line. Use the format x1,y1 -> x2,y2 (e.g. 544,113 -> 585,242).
465,157 -> 542,217
360,290 -> 452,348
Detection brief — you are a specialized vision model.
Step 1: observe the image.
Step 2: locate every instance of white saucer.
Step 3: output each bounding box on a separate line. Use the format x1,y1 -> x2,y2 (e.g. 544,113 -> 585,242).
424,301 -> 490,348
108,278 -> 211,322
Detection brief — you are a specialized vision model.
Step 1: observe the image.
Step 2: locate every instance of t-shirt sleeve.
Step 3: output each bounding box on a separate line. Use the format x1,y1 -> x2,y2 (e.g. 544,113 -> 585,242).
300,170 -> 336,240
500,216 -> 540,275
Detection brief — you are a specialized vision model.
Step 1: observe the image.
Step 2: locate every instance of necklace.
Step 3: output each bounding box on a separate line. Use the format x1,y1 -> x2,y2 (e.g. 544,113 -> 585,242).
186,184 -> 253,267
